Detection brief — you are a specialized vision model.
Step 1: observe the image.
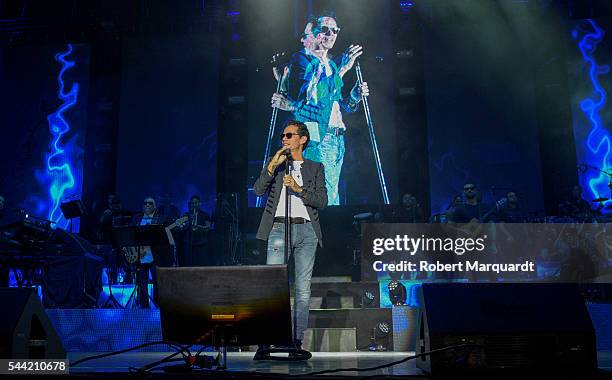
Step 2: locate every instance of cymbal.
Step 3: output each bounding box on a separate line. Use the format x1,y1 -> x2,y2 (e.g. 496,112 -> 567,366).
592,197 -> 609,202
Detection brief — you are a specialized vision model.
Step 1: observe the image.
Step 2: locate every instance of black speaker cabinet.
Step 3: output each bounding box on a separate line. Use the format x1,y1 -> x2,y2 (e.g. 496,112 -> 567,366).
0,288 -> 66,359
416,283 -> 596,375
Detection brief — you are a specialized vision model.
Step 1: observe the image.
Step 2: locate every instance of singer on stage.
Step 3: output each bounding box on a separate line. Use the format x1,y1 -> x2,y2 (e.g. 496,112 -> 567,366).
254,120 -> 327,350
271,15 -> 369,205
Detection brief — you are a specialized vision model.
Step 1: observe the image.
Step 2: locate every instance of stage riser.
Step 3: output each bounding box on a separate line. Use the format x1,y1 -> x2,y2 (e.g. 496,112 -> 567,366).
46,308 -> 402,352
302,329 -> 356,352
45,304 -> 612,353
299,281 -> 381,309
309,308 -> 395,351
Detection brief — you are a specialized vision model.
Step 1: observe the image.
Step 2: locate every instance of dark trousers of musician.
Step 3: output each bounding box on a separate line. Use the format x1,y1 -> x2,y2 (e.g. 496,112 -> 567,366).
266,222 -> 318,343
179,242 -> 210,266
136,263 -> 157,308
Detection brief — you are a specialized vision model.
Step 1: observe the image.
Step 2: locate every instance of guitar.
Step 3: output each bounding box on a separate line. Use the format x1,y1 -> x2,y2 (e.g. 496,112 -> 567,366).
449,198 -> 507,238
122,216 -> 188,264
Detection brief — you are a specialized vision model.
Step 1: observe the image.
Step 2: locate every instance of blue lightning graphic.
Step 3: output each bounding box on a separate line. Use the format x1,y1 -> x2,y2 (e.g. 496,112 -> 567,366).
44,44 -> 79,228
574,20 -> 611,205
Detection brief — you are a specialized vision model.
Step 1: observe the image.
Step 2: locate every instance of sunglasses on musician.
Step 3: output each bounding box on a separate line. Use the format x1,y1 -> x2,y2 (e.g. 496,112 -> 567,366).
280,132 -> 300,140
317,26 -> 340,36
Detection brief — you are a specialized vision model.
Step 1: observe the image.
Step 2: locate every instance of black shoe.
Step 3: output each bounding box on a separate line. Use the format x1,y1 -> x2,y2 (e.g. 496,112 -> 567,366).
253,345 -> 271,361
288,340 -> 304,359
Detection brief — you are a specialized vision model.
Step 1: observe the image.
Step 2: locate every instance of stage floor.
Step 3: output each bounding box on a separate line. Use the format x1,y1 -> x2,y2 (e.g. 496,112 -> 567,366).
68,351 -> 612,378
70,351 -> 417,376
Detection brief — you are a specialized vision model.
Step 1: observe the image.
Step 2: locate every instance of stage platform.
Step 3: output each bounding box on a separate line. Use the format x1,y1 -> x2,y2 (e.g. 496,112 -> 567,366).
65,350 -> 612,378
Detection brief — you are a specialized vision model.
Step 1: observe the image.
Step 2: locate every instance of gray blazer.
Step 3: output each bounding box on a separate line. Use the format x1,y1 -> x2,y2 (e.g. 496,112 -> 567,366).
254,159 -> 327,247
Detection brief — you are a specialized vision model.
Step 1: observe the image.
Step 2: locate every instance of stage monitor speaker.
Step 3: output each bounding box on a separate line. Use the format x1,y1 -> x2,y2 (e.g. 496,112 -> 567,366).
157,265 -> 292,347
416,283 -> 596,375
0,288 -> 66,359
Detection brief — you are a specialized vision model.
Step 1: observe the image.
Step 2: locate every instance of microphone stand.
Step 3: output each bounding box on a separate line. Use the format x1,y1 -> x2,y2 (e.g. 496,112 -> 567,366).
283,155 -> 295,345
284,156 -> 292,268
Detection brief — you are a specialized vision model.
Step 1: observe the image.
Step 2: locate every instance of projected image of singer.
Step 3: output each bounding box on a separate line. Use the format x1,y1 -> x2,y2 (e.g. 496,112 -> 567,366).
254,120 -> 327,351
271,15 -> 369,205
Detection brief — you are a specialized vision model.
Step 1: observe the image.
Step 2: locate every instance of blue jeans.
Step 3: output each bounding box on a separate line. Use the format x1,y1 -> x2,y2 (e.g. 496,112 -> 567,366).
267,222 -> 318,342
304,132 -> 345,206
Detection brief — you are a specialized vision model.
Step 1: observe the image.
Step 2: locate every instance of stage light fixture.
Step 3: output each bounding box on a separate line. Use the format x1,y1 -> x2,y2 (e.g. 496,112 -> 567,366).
228,96 -> 245,105
229,58 -> 246,66
388,280 -> 407,306
399,87 -> 416,96
399,1 -> 414,13
362,290 -> 376,307
395,49 -> 414,58
376,322 -> 390,338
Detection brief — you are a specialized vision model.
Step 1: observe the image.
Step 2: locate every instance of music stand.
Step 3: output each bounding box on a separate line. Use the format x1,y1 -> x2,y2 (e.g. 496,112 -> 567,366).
111,225 -> 175,308
156,265 -> 292,369
60,200 -> 86,233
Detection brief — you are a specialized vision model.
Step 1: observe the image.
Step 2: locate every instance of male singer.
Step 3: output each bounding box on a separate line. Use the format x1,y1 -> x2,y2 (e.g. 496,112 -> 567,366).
254,120 -> 327,352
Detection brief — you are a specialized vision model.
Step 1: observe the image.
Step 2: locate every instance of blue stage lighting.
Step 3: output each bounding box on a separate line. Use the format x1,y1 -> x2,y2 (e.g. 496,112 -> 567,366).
574,20 -> 611,205
399,1 -> 414,13
40,44 -> 80,229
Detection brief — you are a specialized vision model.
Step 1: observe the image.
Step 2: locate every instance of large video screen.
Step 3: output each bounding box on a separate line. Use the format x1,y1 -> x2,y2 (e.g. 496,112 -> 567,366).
246,0 -> 399,207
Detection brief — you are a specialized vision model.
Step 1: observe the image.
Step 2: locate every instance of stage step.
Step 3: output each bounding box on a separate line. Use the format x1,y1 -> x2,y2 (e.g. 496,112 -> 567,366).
306,308 -> 394,351
290,281 -> 381,309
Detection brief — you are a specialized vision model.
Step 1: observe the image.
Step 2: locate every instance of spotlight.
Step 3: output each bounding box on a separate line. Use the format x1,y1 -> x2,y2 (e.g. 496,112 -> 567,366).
395,49 -> 414,59
376,322 -> 390,338
228,96 -> 245,105
229,58 -> 246,66
368,322 -> 391,351
362,290 -> 376,308
399,87 -> 416,96
399,1 -> 414,13
388,280 -> 407,306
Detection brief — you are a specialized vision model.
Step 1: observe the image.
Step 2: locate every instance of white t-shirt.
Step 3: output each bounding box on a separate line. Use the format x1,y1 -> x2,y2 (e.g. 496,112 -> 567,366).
275,161 -> 310,220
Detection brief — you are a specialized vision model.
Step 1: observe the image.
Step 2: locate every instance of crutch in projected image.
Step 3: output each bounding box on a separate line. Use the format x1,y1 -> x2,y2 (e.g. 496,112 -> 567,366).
355,61 -> 390,204
256,53 -> 289,207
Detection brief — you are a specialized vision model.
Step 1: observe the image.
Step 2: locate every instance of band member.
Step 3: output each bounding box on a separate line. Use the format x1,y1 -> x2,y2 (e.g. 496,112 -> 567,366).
177,195 -> 212,266
271,15 -> 369,205
496,191 -> 527,223
558,185 -> 593,220
254,120 -> 327,352
130,196 -> 168,308
97,192 -> 129,243
448,183 -> 494,223
391,193 -> 426,223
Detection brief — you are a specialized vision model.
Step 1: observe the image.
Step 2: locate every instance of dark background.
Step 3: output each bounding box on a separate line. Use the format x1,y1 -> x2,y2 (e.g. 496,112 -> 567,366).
0,43 -> 90,229
115,34 -> 219,216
